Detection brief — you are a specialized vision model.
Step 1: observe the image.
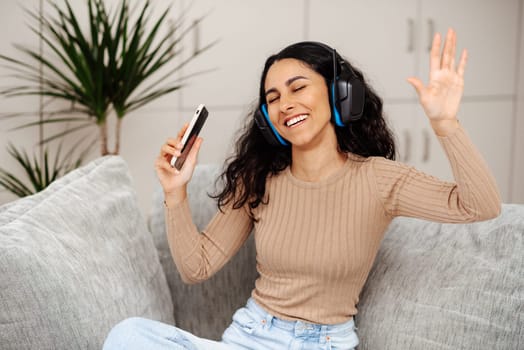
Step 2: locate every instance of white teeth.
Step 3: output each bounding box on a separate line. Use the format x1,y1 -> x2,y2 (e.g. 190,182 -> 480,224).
286,114 -> 307,127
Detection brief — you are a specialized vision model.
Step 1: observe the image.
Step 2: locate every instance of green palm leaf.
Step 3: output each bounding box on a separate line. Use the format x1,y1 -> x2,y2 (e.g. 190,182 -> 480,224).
0,0 -> 214,157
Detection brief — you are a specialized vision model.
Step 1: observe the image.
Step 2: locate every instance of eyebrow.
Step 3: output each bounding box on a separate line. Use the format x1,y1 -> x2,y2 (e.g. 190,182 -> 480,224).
265,75 -> 309,97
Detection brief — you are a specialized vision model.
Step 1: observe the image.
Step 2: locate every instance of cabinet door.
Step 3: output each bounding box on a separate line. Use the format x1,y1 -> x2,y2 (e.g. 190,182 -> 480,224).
419,0 -> 519,97
308,0 -> 418,100
179,0 -> 306,109
383,102 -> 417,164
414,100 -> 513,202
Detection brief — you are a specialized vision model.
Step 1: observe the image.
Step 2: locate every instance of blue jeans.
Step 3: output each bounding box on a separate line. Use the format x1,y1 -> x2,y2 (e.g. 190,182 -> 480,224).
103,298 -> 359,350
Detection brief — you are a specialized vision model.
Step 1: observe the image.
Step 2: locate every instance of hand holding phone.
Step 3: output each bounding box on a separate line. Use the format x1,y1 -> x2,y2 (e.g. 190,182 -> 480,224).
170,104 -> 209,170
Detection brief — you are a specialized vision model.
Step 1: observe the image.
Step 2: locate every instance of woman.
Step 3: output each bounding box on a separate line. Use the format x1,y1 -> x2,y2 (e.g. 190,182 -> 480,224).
104,29 -> 501,350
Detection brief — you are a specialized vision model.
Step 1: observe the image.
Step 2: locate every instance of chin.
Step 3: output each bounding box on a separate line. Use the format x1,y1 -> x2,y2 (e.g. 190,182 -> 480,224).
288,136 -> 319,149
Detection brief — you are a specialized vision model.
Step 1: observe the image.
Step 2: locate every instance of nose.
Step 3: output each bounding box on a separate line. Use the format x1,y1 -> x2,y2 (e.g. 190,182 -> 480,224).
279,93 -> 295,114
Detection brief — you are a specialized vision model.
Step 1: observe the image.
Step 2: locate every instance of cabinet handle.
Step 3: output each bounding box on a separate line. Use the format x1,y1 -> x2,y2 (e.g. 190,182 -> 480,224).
427,18 -> 435,52
403,130 -> 412,162
407,18 -> 415,53
422,129 -> 430,162
193,19 -> 200,55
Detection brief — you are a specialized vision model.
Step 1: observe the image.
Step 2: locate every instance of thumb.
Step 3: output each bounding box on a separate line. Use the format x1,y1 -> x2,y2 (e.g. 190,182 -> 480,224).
406,77 -> 425,96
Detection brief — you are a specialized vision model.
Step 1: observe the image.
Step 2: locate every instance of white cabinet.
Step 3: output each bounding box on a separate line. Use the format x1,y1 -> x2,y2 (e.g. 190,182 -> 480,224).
308,0 -> 520,100
178,0 -> 306,109
309,0 -> 519,202
419,0 -> 520,97
308,0 -> 418,100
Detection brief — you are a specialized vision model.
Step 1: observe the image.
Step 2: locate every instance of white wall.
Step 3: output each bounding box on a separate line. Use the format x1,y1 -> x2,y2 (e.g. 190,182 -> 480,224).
0,0 -> 41,205
1,0 -> 523,216
512,0 -> 524,203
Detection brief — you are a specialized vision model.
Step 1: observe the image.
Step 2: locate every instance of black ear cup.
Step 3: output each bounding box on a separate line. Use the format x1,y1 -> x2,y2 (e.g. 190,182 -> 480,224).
333,70 -> 365,126
254,104 -> 288,146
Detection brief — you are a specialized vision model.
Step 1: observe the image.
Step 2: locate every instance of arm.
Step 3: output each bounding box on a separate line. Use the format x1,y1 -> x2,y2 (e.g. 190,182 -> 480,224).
372,125 -> 501,223
378,28 -> 501,222
164,198 -> 253,284
155,125 -> 254,284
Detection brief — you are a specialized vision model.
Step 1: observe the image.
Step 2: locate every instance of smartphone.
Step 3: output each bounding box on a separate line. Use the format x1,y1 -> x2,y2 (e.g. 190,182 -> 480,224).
170,104 -> 209,170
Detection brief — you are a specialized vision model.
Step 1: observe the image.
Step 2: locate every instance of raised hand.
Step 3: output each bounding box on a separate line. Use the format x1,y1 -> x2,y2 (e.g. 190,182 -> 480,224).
155,123 -> 203,204
407,28 -> 467,134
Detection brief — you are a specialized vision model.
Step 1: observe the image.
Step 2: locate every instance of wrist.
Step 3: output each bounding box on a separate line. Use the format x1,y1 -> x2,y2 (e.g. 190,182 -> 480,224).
164,186 -> 187,207
430,118 -> 459,136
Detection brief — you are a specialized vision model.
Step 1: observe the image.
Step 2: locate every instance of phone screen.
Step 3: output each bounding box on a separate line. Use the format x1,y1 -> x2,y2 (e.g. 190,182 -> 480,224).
171,104 -> 209,170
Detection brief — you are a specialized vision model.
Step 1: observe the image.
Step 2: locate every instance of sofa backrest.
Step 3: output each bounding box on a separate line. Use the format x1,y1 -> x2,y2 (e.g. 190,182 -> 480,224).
356,205 -> 524,349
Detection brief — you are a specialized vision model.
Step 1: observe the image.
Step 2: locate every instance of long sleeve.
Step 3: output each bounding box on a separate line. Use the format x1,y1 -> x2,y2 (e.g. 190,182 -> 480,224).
164,198 -> 253,284
372,124 -> 501,222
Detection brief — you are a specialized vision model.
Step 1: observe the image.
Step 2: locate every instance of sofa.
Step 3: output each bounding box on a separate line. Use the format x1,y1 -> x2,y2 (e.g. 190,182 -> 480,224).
0,155 -> 522,349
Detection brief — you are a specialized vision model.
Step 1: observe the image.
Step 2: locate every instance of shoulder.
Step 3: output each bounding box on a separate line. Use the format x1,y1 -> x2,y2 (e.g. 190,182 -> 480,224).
346,153 -> 405,173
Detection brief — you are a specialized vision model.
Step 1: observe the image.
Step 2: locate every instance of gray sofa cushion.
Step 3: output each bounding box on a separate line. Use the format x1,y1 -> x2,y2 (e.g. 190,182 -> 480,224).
356,204 -> 524,349
149,164 -> 257,340
0,155 -> 174,350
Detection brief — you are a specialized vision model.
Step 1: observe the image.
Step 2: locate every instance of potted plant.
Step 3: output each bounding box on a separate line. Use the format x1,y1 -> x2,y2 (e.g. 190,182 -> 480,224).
0,0 -> 213,197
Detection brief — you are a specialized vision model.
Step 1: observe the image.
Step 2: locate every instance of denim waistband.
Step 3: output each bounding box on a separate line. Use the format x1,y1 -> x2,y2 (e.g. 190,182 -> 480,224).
245,297 -> 355,338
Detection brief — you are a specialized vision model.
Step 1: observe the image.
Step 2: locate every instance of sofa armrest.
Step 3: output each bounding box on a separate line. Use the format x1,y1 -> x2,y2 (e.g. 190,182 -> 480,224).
0,156 -> 174,350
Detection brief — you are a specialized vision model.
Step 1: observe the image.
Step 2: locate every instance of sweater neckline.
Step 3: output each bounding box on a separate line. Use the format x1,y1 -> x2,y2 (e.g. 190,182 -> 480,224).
284,155 -> 352,188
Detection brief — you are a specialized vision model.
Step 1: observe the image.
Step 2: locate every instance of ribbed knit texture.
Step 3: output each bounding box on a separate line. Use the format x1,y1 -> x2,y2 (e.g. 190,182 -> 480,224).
165,125 -> 501,325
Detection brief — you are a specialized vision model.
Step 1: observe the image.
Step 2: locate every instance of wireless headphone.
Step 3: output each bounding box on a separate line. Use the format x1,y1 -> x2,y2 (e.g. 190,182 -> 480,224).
254,41 -> 365,146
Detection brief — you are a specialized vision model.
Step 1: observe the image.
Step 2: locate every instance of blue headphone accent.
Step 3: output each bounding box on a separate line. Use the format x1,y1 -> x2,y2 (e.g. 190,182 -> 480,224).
331,82 -> 345,127
260,104 -> 289,146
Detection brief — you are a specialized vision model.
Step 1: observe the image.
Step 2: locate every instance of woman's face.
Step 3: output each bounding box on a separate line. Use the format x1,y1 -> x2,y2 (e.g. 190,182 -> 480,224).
264,58 -> 335,149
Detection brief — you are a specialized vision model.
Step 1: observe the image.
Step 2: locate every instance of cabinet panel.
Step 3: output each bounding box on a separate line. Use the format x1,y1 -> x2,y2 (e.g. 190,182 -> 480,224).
419,0 -> 519,97
383,102 -> 417,163
179,0 -> 306,109
308,0 -> 418,100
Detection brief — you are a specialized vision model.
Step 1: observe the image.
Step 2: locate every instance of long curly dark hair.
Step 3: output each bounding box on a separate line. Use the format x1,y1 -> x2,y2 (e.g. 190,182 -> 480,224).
212,42 -> 396,215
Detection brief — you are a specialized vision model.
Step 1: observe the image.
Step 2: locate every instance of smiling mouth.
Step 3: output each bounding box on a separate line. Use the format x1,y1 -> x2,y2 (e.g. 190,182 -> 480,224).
285,114 -> 308,127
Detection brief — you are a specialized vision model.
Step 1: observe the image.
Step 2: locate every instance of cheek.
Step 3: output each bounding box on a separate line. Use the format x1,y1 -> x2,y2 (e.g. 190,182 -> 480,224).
267,104 -> 280,126
314,90 -> 332,120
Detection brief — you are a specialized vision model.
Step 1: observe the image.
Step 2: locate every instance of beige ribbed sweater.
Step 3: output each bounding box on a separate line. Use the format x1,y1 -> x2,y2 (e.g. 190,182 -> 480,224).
164,125 -> 501,324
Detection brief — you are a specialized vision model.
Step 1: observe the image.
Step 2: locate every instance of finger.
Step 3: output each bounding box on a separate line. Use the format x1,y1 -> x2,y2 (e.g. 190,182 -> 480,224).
155,157 -> 176,173
406,77 -> 426,96
441,28 -> 454,69
164,137 -> 184,153
429,32 -> 441,74
457,48 -> 468,78
166,137 -> 178,146
449,29 -> 457,70
161,144 -> 180,158
450,56 -> 456,71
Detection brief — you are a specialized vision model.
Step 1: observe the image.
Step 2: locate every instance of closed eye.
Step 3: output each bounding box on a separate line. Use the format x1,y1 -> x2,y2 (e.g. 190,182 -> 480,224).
293,85 -> 306,92
267,95 -> 279,104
